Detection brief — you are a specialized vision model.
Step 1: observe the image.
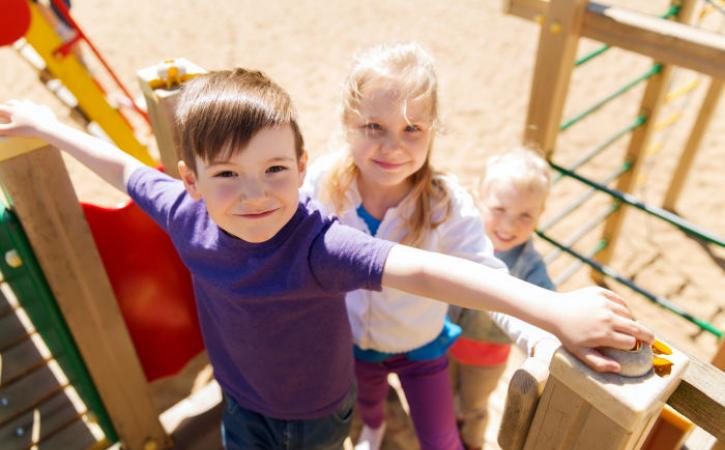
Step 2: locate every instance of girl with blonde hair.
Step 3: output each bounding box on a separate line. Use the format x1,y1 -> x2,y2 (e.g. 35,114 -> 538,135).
303,42 -> 557,450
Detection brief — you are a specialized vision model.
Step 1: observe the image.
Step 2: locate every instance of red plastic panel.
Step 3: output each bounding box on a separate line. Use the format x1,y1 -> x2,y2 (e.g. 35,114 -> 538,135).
82,200 -> 204,381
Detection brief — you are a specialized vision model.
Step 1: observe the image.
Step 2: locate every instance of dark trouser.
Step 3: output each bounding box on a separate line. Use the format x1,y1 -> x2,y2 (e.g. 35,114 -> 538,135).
221,386 -> 355,450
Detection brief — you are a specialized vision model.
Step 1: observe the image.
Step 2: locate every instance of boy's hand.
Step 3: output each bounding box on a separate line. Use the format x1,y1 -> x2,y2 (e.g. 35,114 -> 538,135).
550,287 -> 654,373
0,100 -> 58,138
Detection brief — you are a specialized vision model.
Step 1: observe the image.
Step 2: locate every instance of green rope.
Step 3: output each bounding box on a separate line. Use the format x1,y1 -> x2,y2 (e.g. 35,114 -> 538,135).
537,230 -> 723,337
549,161 -> 725,247
561,65 -> 661,131
553,115 -> 646,183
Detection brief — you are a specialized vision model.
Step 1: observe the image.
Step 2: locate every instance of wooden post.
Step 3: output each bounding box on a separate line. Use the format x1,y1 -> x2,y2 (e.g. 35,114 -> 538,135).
498,357 -> 550,450
137,59 -> 206,179
0,138 -> 169,450
592,0 -> 697,283
521,347 -> 688,450
662,78 -> 723,211
523,0 -> 587,157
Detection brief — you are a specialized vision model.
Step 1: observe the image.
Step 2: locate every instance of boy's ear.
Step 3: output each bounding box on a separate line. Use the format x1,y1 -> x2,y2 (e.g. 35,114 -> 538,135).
178,160 -> 202,201
297,151 -> 309,187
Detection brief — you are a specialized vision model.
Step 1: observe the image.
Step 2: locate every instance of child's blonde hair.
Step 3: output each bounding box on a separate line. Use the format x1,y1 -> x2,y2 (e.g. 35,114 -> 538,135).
323,42 -> 451,248
481,147 -> 551,202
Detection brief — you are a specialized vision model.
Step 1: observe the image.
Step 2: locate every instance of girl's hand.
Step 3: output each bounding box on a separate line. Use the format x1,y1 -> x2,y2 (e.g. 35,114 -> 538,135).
549,287 -> 654,373
0,100 -> 59,138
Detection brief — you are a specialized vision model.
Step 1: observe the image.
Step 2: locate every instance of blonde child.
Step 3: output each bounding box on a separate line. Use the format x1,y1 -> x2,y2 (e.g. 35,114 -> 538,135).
448,148 -> 554,450
303,43 -> 597,450
2,70 -> 649,450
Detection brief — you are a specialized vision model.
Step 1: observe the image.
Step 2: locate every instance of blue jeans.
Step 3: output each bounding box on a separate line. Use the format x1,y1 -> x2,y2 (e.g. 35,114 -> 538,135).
221,386 -> 355,450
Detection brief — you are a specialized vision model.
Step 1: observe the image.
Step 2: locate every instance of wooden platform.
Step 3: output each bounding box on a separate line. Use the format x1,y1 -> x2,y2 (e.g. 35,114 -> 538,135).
0,281 -> 105,450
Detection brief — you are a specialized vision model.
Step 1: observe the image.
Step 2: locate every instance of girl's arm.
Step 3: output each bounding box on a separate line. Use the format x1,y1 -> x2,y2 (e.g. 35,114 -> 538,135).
382,244 -> 654,373
0,100 -> 144,193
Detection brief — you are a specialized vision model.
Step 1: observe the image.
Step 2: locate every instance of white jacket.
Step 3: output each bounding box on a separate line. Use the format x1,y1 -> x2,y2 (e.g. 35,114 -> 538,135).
302,153 -> 556,355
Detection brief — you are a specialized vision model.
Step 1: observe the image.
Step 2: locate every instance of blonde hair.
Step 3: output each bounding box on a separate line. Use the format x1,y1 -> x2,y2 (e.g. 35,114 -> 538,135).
322,42 -> 451,248
481,147 -> 551,201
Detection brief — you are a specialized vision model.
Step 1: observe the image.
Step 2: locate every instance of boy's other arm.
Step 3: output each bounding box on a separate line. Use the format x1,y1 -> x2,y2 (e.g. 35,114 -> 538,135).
0,100 -> 143,193
381,244 -> 654,372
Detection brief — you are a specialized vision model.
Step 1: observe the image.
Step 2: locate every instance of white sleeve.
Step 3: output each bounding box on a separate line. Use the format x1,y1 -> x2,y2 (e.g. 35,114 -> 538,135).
438,177 -> 559,355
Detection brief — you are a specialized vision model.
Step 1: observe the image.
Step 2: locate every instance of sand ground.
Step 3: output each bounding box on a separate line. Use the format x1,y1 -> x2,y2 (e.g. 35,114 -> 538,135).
1,1 -> 723,448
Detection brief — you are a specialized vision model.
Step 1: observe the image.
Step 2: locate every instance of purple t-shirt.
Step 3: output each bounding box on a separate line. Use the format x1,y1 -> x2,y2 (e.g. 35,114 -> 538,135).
127,166 -> 394,419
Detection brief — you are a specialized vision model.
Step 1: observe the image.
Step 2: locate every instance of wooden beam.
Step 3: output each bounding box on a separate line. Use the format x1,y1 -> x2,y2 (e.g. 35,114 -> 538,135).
0,140 -> 169,450
523,0 -> 588,157
505,0 -> 725,79
591,0 -> 697,283
667,351 -> 725,441
662,78 -> 723,211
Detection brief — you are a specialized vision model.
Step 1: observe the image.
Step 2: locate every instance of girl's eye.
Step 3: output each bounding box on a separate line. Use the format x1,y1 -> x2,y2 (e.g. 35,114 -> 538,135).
364,123 -> 382,130
404,124 -> 421,133
214,170 -> 237,178
266,165 -> 287,174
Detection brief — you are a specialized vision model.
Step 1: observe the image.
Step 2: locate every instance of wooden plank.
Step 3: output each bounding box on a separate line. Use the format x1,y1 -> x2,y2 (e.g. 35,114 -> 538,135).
498,357 -> 549,450
0,288 -> 12,318
0,142 -> 169,449
0,313 -> 29,352
0,365 -> 63,425
1,336 -> 47,386
0,389 -> 81,450
662,78 -> 723,211
667,353 -> 725,441
523,0 -> 588,157
523,378 -> 590,449
592,0 -> 697,282
505,0 -> 725,78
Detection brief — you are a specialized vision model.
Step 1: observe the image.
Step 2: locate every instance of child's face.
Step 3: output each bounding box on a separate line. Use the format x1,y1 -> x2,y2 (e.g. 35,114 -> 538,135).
178,125 -> 307,243
480,178 -> 546,252
346,88 -> 433,192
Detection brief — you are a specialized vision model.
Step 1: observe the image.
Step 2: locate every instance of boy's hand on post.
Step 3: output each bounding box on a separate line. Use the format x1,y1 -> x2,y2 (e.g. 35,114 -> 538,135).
550,287 -> 654,373
0,100 -> 58,138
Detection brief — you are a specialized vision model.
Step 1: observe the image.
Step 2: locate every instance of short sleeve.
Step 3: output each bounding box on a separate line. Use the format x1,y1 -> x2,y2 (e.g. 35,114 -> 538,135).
309,221 -> 395,293
126,166 -> 188,233
523,261 -> 556,291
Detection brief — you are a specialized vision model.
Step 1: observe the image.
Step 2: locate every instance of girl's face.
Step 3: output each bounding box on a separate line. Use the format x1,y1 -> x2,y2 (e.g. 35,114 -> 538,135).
346,88 -> 433,193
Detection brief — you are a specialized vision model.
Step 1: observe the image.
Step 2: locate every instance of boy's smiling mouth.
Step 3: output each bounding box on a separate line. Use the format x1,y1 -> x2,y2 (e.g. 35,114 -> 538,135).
236,209 -> 279,219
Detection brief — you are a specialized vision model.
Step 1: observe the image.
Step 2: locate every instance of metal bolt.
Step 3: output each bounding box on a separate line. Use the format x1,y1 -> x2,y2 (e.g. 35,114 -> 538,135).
534,14 -> 544,25
0,397 -> 9,407
144,438 -> 159,450
5,250 -> 22,268
549,21 -> 562,34
15,427 -> 25,437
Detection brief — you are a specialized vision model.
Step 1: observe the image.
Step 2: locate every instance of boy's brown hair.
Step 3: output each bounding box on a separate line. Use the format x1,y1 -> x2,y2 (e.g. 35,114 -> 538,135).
176,68 -> 305,172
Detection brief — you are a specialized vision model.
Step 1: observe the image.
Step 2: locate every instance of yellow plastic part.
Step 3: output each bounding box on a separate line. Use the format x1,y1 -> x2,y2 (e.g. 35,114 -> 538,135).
22,2 -> 155,166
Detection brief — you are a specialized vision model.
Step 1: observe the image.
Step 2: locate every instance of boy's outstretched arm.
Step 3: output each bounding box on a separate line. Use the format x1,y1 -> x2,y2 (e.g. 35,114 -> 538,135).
0,100 -> 144,193
382,244 -> 654,373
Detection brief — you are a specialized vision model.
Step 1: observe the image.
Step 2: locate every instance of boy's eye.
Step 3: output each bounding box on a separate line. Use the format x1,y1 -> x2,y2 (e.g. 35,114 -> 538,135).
214,170 -> 237,178
266,165 -> 288,174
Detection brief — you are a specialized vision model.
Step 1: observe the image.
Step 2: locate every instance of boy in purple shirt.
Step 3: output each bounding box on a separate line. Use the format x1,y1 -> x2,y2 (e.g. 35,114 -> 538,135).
0,70 -> 652,450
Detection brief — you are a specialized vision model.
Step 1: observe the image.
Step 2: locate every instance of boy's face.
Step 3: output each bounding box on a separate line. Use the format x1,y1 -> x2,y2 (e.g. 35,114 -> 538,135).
178,125 -> 307,243
480,178 -> 546,252
346,88 -> 433,192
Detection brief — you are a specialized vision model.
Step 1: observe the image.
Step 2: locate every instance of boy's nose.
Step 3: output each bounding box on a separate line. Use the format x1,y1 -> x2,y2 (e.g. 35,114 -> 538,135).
239,178 -> 266,201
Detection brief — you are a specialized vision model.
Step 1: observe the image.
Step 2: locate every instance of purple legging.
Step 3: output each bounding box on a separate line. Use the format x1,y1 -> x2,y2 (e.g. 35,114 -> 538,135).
354,355 -> 463,450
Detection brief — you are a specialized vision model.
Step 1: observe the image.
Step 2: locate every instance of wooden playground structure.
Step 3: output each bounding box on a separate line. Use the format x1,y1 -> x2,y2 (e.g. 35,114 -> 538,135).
0,0 -> 723,449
